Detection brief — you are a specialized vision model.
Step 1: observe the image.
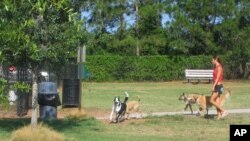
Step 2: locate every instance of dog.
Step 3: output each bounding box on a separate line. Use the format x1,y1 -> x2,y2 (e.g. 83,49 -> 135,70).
179,88 -> 231,116
178,93 -> 199,114
125,95 -> 141,119
109,92 -> 129,123
195,88 -> 231,116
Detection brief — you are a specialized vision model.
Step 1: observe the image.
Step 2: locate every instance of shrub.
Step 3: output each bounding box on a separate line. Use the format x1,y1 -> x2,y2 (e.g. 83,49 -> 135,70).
85,55 -> 216,82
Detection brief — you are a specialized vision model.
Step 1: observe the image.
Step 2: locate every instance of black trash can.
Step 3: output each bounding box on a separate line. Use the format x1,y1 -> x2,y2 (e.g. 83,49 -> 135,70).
62,79 -> 79,107
38,82 -> 59,120
16,90 -> 32,117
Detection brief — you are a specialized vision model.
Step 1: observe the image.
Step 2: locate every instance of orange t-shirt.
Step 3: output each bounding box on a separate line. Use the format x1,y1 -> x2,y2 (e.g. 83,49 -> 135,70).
213,64 -> 223,83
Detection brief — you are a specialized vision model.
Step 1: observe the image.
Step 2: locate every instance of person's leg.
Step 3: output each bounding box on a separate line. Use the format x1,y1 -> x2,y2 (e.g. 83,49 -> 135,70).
210,92 -> 224,113
216,84 -> 228,118
215,97 -> 222,119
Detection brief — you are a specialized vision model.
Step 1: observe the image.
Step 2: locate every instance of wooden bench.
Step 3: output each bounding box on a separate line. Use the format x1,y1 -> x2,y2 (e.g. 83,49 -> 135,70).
185,69 -> 213,83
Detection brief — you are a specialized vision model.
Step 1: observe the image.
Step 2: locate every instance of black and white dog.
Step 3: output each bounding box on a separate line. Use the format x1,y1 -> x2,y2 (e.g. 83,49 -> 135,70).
109,92 -> 129,123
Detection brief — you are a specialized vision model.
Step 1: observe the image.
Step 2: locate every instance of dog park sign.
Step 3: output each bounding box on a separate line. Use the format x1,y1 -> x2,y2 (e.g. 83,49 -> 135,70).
230,125 -> 250,141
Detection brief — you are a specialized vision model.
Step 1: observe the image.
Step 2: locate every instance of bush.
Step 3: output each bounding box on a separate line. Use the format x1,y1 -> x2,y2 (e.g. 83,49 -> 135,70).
85,55 -> 216,82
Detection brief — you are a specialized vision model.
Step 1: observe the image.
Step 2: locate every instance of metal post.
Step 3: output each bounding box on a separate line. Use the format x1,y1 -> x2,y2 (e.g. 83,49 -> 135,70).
78,47 -> 83,110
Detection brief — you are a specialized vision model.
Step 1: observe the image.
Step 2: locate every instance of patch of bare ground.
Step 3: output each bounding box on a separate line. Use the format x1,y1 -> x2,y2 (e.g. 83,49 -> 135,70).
0,106 -> 24,119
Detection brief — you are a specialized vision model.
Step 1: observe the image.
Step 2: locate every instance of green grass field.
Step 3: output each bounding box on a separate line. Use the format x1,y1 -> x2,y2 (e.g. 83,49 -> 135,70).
0,80 -> 250,141
81,80 -> 250,113
1,113 -> 250,141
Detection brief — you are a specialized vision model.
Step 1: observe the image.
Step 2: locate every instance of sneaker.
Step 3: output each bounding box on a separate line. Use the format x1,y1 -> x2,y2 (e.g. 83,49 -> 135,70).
221,111 -> 228,118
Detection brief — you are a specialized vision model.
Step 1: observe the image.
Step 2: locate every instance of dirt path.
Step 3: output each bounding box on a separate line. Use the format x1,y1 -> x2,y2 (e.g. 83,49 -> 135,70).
1,107 -> 250,120
95,108 -> 250,120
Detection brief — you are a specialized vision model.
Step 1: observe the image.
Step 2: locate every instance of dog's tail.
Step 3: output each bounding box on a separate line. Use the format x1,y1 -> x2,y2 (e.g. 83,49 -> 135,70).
124,91 -> 129,103
224,88 -> 232,99
220,88 -> 232,106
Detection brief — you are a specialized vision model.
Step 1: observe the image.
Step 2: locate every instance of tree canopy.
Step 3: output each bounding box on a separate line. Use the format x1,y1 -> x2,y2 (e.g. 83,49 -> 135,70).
79,0 -> 250,59
0,0 -> 84,125
0,0 -> 84,71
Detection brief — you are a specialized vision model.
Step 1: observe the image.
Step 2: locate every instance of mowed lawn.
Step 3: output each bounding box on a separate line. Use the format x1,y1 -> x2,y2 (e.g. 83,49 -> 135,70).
81,80 -> 250,113
1,113 -> 250,141
0,80 -> 250,141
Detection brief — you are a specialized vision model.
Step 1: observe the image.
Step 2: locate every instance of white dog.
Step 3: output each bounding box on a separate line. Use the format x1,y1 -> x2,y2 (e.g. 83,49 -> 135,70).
109,92 -> 129,123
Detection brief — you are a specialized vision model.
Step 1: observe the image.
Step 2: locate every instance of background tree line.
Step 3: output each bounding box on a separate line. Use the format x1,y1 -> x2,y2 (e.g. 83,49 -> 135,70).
81,0 -> 249,57
1,0 -> 250,77
79,0 -> 250,79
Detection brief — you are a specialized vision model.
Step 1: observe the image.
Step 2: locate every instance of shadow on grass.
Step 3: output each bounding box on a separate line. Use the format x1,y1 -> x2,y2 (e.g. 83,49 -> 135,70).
0,117 -> 97,132
204,114 -> 217,119
0,118 -> 30,132
183,81 -> 211,85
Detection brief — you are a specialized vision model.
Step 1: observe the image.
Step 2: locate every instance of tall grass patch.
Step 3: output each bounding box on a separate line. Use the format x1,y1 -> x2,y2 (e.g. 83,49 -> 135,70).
11,123 -> 64,141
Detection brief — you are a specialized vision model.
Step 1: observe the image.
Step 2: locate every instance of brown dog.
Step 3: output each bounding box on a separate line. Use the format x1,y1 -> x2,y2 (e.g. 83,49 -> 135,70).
178,93 -> 201,114
195,88 -> 231,116
179,88 -> 231,116
125,95 -> 141,119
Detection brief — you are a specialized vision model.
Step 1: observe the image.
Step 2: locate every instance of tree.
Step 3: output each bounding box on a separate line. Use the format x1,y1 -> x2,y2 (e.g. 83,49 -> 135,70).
1,0 -> 84,126
0,78 -> 8,110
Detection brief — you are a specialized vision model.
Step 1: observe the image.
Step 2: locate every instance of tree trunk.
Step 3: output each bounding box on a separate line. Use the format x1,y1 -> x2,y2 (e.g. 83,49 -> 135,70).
135,0 -> 140,56
31,72 -> 38,126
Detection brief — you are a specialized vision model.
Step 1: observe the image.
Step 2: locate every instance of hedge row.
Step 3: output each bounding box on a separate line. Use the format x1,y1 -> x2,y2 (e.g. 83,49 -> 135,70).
84,55 -> 219,82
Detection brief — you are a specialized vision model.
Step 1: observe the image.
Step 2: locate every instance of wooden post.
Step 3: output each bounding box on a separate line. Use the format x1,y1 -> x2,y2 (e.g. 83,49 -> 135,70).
31,72 -> 38,126
77,46 -> 86,111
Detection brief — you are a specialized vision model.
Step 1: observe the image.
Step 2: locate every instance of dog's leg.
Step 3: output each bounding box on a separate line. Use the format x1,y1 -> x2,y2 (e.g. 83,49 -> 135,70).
126,112 -> 130,119
116,113 -> 124,123
138,107 -> 143,118
109,106 -> 114,121
206,108 -> 209,115
201,107 -> 206,116
121,111 -> 126,121
197,107 -> 203,116
188,104 -> 193,114
114,113 -> 121,123
184,104 -> 189,111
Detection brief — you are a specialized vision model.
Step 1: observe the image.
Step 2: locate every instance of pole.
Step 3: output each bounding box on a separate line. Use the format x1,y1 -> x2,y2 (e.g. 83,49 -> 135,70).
78,47 -> 83,110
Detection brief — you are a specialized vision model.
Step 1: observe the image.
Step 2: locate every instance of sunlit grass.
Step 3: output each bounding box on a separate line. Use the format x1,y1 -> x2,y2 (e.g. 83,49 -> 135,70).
0,112 -> 250,141
81,80 -> 250,113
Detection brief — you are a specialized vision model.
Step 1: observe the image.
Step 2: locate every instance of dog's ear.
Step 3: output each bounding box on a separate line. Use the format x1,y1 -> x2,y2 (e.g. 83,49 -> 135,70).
114,96 -> 119,102
182,93 -> 185,95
